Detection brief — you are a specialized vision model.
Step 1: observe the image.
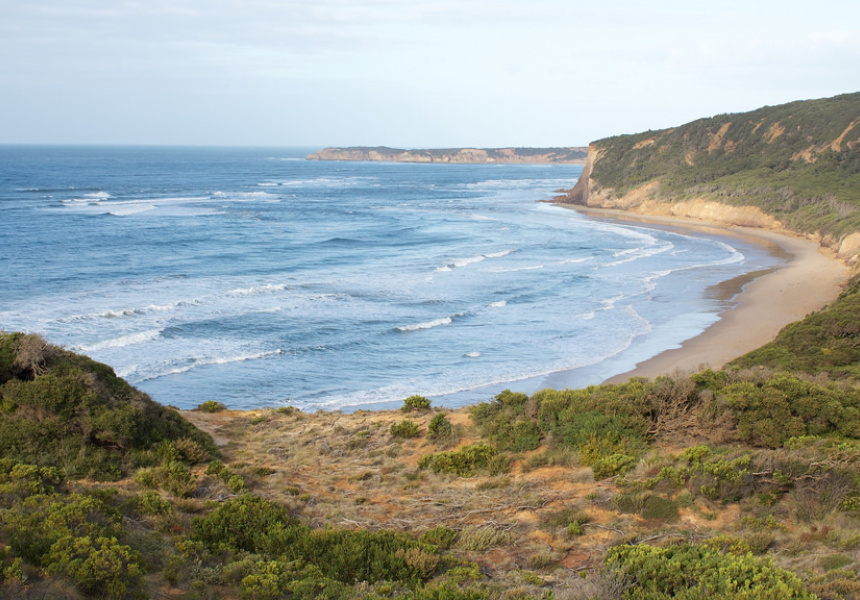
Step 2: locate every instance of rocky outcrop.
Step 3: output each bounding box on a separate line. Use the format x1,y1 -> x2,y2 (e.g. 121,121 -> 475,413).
306,146 -> 588,164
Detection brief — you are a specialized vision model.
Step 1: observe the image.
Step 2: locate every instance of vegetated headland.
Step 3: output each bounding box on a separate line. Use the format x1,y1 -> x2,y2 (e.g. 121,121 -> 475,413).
2,92 -> 860,600
306,146 -> 588,164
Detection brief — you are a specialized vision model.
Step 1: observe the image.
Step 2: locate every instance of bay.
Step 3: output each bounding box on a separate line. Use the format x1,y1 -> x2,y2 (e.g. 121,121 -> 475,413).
0,146 -> 781,411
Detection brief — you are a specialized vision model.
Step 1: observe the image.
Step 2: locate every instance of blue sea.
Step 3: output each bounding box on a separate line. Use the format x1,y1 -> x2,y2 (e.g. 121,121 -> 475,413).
0,146 -> 782,411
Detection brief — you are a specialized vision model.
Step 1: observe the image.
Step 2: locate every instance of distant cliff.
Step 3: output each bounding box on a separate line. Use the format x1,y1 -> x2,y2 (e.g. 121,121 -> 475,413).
559,92 -> 860,264
306,146 -> 588,164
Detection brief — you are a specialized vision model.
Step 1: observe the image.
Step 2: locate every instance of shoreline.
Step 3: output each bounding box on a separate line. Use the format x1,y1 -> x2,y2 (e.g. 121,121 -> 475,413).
563,205 -> 850,383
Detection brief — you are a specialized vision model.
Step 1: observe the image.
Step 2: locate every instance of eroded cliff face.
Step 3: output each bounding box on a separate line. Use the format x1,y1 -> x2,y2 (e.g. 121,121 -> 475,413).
306,146 -> 588,164
559,142 -> 859,265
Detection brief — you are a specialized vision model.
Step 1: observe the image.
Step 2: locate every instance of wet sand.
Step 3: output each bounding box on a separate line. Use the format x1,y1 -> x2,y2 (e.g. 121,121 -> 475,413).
566,206 -> 850,382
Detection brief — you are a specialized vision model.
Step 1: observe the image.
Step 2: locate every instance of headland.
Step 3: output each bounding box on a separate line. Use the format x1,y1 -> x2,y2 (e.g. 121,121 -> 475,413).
306,146 -> 588,164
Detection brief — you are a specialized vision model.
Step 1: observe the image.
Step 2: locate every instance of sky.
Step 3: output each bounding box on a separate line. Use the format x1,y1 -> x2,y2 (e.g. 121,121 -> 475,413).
1,0 -> 859,148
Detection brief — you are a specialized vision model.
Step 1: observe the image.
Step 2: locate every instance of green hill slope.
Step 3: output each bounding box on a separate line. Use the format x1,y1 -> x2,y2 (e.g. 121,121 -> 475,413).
560,92 -> 860,250
0,332 -> 218,479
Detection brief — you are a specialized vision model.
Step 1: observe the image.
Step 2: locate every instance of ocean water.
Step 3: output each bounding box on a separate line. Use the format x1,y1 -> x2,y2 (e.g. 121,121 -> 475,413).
0,146 -> 782,411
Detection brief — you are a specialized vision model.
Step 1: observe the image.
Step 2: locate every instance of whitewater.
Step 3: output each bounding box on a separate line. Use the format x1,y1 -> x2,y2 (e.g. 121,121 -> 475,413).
0,146 -> 782,411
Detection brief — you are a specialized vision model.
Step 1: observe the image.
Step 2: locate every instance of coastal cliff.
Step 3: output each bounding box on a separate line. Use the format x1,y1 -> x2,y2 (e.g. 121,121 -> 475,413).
307,146 -> 588,164
559,93 -> 860,264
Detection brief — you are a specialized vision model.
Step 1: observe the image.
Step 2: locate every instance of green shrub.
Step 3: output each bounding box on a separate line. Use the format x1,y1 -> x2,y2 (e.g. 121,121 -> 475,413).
193,495 -> 300,553
125,490 -> 173,517
134,462 -> 198,497
639,495 -> 680,522
471,390 -> 541,452
0,460 -> 63,504
46,535 -> 144,599
418,443 -> 498,477
3,493 -> 121,566
390,420 -> 420,438
0,333 -> 219,479
419,526 -> 458,550
197,400 -> 226,413
428,413 -> 455,442
402,395 -> 432,412
605,542 -> 816,599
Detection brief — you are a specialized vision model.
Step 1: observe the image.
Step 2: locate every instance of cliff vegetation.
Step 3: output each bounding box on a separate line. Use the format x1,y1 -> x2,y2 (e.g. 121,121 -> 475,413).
559,93 -> 860,258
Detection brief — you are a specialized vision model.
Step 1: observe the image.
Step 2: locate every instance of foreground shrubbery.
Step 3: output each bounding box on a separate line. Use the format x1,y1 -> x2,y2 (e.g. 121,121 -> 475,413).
0,332 -> 218,480
6,278 -> 860,600
606,543 -> 816,599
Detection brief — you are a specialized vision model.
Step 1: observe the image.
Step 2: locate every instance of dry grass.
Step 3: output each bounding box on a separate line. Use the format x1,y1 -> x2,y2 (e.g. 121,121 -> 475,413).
182,406 -> 860,588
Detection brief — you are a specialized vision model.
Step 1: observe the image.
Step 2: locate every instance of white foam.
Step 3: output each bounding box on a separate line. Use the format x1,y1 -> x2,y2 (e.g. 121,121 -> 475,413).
77,328 -> 163,352
488,300 -> 507,308
443,249 -> 514,270
484,249 -> 515,259
464,351 -> 481,358
560,257 -> 590,265
397,316 -> 453,332
605,242 -> 673,267
133,349 -> 284,382
489,265 -> 544,273
108,204 -> 157,216
228,283 -> 289,296
98,300 -> 193,319
451,255 -> 486,268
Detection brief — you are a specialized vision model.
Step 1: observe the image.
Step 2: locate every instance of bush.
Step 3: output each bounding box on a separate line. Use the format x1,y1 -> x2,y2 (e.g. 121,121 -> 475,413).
640,495 -> 680,522
134,462 -> 198,498
390,420 -> 420,438
428,413 -> 455,442
418,443 -> 498,477
46,535 -> 144,599
604,542 -> 816,599
0,333 -> 219,479
419,526 -> 458,550
193,495 -> 300,553
402,395 -> 432,412
197,400 -> 227,413
471,390 -> 541,452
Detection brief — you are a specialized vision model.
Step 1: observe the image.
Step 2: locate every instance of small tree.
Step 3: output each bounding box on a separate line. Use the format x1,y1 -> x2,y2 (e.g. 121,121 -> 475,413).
401,395 -> 431,412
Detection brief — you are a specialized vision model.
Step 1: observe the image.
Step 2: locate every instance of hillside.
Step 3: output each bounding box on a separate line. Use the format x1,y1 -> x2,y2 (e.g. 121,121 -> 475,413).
306,146 -> 588,164
6,270 -> 860,598
558,93 -> 860,263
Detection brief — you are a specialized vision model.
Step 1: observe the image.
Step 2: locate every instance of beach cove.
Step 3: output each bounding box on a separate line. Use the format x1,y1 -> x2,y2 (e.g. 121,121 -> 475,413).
571,206 -> 851,383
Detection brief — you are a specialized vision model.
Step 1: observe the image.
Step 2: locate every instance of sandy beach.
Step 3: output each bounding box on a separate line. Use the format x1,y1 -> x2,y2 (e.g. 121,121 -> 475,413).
566,206 -> 851,383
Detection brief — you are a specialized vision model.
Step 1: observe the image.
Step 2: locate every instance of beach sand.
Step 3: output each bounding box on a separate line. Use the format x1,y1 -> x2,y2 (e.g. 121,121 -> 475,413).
566,206 -> 851,383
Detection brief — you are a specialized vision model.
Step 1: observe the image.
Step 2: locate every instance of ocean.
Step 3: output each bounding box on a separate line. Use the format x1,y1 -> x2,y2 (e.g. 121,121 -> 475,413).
0,146 -> 782,411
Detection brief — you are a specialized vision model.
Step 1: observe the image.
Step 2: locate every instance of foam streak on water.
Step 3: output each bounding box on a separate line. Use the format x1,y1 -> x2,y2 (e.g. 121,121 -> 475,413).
0,146 -> 782,411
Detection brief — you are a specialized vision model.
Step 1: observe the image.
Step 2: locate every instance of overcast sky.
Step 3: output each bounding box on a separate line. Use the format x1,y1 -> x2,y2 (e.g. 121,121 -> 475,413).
2,0 -> 858,147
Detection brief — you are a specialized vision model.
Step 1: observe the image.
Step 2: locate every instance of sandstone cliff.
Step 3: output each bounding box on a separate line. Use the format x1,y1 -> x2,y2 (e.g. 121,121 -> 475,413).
558,93 -> 860,265
306,146 -> 587,164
